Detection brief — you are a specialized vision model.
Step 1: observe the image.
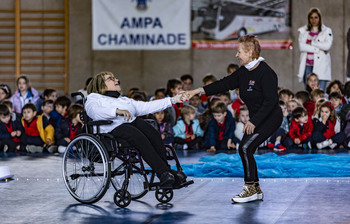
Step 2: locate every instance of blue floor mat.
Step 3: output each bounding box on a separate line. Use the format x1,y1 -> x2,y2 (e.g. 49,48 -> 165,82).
180,152 -> 350,178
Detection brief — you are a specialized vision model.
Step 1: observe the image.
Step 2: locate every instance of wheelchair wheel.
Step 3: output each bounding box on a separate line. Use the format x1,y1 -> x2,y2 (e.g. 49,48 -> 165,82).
114,189 -> 131,208
155,189 -> 173,203
110,156 -> 148,200
62,134 -> 111,204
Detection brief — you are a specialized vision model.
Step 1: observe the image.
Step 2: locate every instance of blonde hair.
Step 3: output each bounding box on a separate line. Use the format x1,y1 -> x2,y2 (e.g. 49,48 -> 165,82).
87,71 -> 114,95
313,98 -> 326,117
180,105 -> 196,117
238,35 -> 261,59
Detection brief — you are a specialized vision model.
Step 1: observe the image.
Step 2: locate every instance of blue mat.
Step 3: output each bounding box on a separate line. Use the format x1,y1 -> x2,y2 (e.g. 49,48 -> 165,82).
180,153 -> 350,178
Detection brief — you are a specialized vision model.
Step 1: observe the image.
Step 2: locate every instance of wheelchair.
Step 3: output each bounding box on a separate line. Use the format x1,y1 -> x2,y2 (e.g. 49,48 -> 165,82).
62,92 -> 193,208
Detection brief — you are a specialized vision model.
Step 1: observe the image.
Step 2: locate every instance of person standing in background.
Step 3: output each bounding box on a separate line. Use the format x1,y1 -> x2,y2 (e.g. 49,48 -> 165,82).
297,8 -> 333,91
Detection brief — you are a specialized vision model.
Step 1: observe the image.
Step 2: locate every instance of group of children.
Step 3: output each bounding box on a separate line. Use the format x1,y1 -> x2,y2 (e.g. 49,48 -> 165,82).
2,70 -> 350,154
0,75 -> 84,153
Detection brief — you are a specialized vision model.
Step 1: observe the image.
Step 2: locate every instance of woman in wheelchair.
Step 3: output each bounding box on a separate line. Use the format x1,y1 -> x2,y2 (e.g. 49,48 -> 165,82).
85,71 -> 186,189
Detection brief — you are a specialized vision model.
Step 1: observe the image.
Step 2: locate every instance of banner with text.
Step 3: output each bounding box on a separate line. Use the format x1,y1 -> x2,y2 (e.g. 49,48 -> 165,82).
92,0 -> 191,50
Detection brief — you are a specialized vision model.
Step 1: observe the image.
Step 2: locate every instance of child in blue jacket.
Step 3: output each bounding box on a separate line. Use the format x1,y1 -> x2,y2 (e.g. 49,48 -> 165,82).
173,105 -> 204,150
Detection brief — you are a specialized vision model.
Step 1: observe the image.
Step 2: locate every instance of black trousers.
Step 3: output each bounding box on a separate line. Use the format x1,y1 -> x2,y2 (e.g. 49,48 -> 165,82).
110,118 -> 170,176
239,107 -> 282,183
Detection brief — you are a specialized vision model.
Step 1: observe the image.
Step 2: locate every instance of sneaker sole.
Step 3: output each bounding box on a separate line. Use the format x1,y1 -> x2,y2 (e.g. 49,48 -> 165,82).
232,193 -> 259,203
257,193 -> 264,200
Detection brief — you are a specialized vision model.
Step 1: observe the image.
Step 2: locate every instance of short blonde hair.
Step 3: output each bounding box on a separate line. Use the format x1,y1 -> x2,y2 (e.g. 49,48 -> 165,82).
87,71 -> 114,94
180,105 -> 196,117
238,35 -> 261,59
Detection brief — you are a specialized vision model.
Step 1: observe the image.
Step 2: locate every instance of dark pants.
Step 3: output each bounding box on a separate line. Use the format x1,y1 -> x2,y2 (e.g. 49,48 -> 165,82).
1,138 -> 20,152
269,127 -> 286,143
239,107 -> 282,183
20,134 -> 44,146
174,136 -> 203,149
283,136 -> 311,149
110,118 -> 170,176
311,131 -> 346,146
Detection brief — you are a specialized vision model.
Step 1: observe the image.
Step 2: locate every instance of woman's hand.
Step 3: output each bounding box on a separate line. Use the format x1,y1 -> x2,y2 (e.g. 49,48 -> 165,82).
116,109 -> 133,121
173,92 -> 187,103
243,121 -> 255,135
184,88 -> 204,101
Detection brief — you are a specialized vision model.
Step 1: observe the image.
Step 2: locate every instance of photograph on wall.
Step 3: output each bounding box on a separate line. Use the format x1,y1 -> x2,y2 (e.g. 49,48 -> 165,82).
191,0 -> 291,49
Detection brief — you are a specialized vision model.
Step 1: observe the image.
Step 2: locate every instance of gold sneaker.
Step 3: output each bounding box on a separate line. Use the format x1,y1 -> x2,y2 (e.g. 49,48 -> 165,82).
255,185 -> 264,200
232,184 -> 259,203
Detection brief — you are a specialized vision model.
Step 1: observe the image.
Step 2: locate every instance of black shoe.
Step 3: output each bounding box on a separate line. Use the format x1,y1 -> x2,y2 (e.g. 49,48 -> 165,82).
170,170 -> 187,186
159,171 -> 175,189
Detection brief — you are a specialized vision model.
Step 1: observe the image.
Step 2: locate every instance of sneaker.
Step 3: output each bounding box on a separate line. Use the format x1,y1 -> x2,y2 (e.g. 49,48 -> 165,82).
316,140 -> 331,149
232,184 -> 259,203
267,143 -> 275,149
302,142 -> 312,150
3,145 -> 8,152
329,143 -> 337,149
274,144 -> 286,151
255,185 -> 264,200
58,146 -> 66,154
26,145 -> 43,153
47,145 -> 57,153
183,144 -> 188,150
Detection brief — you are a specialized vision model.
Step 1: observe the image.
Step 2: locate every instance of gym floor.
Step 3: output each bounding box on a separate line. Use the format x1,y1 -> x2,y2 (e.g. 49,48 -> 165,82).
1,150 -> 350,224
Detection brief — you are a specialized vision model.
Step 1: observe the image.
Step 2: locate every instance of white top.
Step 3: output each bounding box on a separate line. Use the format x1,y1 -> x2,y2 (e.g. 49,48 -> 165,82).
85,93 -> 173,133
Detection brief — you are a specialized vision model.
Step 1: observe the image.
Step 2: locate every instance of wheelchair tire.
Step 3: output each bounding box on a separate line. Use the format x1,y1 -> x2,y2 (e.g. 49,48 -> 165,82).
62,134 -> 111,204
110,157 -> 148,200
155,189 -> 174,203
114,189 -> 131,208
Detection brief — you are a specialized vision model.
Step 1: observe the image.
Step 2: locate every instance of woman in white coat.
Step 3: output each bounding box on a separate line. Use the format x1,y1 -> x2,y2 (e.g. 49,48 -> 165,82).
298,7 -> 333,91
85,71 -> 186,189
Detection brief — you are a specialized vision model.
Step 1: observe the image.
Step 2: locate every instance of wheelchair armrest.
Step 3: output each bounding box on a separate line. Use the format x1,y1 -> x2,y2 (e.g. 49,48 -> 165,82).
88,120 -> 113,126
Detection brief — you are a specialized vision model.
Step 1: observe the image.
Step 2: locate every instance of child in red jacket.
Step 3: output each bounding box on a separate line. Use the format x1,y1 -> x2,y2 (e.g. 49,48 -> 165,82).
312,101 -> 344,149
283,107 -> 313,149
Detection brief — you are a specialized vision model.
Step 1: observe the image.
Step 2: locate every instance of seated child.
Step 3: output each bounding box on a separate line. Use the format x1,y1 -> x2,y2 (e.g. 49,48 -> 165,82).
279,89 -> 294,103
295,91 -> 315,117
310,89 -> 325,103
267,100 -> 289,151
21,103 -> 55,153
41,100 -> 54,124
230,88 -> 244,119
286,99 -> 302,115
234,105 -> 249,145
0,104 -> 23,152
50,96 -> 71,128
35,89 -> 57,114
329,92 -> 343,114
189,94 -> 205,116
2,100 -> 21,123
173,105 -> 204,150
205,101 -> 239,152
312,101 -> 344,149
283,107 -> 313,150
55,104 -> 83,153
153,109 -> 174,145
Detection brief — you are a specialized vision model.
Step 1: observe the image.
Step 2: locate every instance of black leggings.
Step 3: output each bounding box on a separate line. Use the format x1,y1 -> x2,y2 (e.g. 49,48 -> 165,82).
239,107 -> 282,183
110,118 -> 170,176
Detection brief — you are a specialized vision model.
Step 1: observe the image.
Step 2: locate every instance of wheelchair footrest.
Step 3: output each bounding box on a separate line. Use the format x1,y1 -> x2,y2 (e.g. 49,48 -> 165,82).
173,179 -> 194,189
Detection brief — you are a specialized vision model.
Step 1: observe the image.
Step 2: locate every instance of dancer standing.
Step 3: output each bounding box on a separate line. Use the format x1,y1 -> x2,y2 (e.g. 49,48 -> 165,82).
185,35 -> 282,203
